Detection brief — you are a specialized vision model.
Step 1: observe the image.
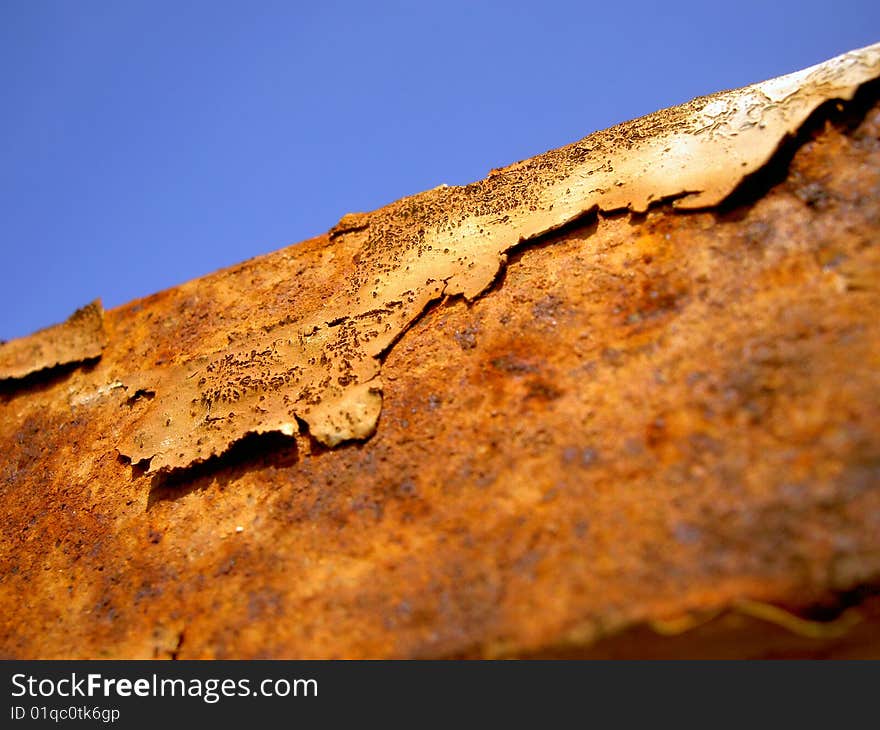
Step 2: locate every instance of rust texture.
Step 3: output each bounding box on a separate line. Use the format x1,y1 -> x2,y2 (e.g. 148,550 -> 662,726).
2,48 -> 880,658
0,300 -> 106,382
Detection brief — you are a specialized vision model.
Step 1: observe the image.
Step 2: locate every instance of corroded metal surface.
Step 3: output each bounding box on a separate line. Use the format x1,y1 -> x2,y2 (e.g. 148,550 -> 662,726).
1,49 -> 880,658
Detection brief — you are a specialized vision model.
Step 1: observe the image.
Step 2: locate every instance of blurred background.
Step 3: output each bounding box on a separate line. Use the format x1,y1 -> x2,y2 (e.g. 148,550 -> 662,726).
1,0 -> 878,340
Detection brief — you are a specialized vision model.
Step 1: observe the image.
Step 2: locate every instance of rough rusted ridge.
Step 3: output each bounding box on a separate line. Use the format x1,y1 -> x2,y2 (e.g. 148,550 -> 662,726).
0,300 -> 106,382
1,47 -> 880,658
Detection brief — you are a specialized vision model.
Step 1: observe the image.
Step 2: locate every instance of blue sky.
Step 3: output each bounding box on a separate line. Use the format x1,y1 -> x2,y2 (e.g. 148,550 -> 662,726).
1,1 -> 878,340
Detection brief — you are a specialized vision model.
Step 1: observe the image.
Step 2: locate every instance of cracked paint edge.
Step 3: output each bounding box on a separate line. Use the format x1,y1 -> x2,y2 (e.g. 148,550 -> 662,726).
0,300 -> 107,382
113,42 -> 880,473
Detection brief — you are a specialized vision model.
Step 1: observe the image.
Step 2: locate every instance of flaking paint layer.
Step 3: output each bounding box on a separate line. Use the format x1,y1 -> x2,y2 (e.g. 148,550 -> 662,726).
99,42 -> 879,471
0,300 -> 106,381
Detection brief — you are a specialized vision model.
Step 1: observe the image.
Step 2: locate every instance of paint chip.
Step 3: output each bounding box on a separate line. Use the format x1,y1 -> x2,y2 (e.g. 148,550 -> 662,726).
116,43 -> 880,473
0,300 -> 107,382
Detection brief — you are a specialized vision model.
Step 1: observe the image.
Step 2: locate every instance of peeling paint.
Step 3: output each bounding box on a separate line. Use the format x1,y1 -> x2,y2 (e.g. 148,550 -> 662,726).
115,43 -> 880,472
0,300 -> 106,382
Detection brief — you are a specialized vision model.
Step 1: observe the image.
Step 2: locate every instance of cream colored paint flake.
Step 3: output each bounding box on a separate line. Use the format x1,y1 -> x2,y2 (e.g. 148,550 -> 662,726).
116,43 -> 880,472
